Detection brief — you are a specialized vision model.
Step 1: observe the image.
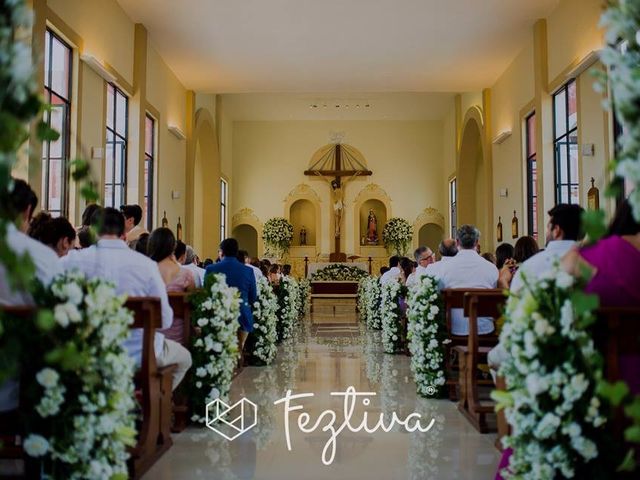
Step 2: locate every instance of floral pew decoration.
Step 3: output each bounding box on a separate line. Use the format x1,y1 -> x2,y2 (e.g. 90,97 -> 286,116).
249,277 -> 279,365
407,274 -> 447,397
298,278 -> 311,317
359,276 -> 382,330
380,280 -> 406,354
275,275 -> 300,342
0,271 -> 136,479
189,273 -> 241,424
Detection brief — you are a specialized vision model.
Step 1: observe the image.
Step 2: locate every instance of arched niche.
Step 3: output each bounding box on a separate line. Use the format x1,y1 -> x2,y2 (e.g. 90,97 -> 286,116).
353,183 -> 392,255
231,208 -> 264,258
359,199 -> 387,246
412,207 -> 445,250
418,224 -> 445,258
283,183 -> 321,254
232,224 -> 259,259
188,108 -> 221,258
457,107 -> 491,244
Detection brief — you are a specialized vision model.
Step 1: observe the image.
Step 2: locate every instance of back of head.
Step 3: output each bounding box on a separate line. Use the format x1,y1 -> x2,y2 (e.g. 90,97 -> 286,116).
148,227 -> 176,262
380,266 -> 390,275
495,243 -> 514,269
185,245 -> 197,265
514,236 -> 540,263
134,233 -> 150,256
220,238 -> 239,258
439,239 -> 458,257
120,204 -> 143,226
282,264 -> 292,276
413,246 -> 428,262
400,257 -> 413,279
269,264 -> 279,275
81,204 -> 102,227
482,252 -> 496,265
203,258 -> 214,268
77,226 -> 95,249
93,207 -> 125,237
27,211 -> 52,241
262,258 -> 272,267
46,217 -> 76,246
3,178 -> 38,222
456,225 -> 480,250
389,255 -> 400,268
174,240 -> 187,260
548,204 -> 583,241
237,249 -> 248,264
607,198 -> 640,237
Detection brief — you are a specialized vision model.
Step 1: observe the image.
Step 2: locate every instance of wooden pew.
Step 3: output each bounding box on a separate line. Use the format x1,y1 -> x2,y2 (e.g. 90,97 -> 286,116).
167,292 -> 194,432
125,297 -> 176,480
441,288 -> 499,401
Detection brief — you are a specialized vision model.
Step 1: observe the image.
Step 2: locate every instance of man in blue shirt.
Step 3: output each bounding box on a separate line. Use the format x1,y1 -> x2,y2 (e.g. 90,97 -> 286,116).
205,238 -> 257,352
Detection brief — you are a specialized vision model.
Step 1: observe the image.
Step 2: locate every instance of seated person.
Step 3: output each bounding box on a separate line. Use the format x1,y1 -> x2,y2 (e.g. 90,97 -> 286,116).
61,208 -> 191,391
120,204 -> 148,244
183,245 -> 206,287
424,238 -> 458,279
28,212 -> 77,257
380,256 -> 401,285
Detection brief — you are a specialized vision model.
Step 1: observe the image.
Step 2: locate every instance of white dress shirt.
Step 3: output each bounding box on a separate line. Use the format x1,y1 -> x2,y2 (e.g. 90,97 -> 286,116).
0,224 -> 63,412
439,249 -> 499,335
61,239 -> 173,364
247,263 -> 264,284
510,240 -> 576,292
406,264 -> 429,287
380,266 -> 401,285
424,256 -> 453,280
183,262 -> 205,288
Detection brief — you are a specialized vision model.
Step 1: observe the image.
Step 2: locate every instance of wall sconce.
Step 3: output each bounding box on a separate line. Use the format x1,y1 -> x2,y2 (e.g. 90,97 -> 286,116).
492,130 -> 512,145
168,125 -> 186,140
80,54 -> 116,83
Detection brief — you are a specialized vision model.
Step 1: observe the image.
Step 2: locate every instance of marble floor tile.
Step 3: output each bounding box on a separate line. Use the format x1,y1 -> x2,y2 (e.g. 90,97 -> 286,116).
143,315 -> 501,479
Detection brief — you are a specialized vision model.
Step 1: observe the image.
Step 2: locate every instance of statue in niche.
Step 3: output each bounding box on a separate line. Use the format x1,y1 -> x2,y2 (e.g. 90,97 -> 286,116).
366,209 -> 378,245
300,226 -> 307,246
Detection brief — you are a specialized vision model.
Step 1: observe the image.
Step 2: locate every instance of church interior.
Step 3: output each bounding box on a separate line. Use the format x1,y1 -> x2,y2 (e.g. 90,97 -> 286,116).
1,0 -> 638,479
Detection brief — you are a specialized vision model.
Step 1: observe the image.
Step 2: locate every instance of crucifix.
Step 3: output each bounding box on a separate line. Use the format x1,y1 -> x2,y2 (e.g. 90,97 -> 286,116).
304,142 -> 372,256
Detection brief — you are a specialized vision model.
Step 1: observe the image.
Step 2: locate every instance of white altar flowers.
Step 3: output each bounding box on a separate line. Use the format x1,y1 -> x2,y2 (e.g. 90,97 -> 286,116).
262,217 -> 294,258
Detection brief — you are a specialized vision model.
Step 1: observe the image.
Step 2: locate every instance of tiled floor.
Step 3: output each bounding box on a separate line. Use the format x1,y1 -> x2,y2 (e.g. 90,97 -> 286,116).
143,311 -> 501,479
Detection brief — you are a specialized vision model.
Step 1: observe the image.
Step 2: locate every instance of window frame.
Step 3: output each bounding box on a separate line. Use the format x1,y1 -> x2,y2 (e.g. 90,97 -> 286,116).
42,28 -> 73,217
525,111 -> 538,239
449,177 -> 457,238
104,83 -> 129,208
144,113 -> 156,230
552,79 -> 579,205
220,178 -> 228,242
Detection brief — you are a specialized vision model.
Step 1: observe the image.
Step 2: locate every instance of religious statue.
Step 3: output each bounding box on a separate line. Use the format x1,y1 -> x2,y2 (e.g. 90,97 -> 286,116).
366,209 -> 378,244
330,180 -> 344,238
300,226 -> 307,245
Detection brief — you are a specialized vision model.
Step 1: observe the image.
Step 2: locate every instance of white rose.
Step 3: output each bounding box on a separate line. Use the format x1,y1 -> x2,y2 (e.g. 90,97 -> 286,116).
36,368 -> 59,389
197,318 -> 209,327
23,434 -> 49,457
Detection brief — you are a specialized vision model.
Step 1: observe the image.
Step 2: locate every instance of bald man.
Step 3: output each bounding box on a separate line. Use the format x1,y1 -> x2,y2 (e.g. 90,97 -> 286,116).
423,239 -> 458,280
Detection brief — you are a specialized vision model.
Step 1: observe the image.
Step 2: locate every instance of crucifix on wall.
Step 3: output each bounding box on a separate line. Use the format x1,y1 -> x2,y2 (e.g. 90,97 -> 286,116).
304,142 -> 372,257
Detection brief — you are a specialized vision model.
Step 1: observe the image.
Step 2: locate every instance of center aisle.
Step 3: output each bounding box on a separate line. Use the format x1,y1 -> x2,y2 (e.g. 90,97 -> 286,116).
144,309 -> 500,479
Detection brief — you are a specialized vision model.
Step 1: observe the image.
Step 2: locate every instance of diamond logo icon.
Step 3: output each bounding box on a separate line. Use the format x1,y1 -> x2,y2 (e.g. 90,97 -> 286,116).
205,397 -> 258,441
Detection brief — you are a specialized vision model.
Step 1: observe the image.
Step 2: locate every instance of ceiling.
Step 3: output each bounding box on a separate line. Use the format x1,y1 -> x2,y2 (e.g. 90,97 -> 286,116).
117,0 -> 559,94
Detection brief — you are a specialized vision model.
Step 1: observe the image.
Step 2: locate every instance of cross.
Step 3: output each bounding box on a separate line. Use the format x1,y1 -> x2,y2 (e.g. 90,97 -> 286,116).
304,143 -> 372,256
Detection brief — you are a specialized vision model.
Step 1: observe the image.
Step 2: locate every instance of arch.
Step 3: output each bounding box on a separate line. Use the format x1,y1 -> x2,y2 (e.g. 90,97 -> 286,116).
456,107 -> 491,245
283,183 -> 321,254
232,208 -> 264,257
418,224 -> 445,258
188,108 -> 221,258
412,207 -> 445,249
232,224 -> 259,259
353,183 -> 392,255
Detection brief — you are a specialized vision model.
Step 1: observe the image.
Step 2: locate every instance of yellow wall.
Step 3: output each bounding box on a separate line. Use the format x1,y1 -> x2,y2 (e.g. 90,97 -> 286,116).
231,120 -> 446,255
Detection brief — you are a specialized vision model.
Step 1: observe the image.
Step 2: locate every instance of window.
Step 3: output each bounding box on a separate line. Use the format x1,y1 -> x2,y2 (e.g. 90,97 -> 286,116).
449,177 -> 457,238
220,178 -> 228,241
42,29 -> 72,217
553,80 -> 579,204
105,84 -> 128,208
525,112 -> 538,239
144,114 -> 155,230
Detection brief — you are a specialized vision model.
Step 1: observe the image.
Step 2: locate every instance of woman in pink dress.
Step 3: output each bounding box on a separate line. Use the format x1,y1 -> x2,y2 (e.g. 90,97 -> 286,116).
148,228 -> 195,344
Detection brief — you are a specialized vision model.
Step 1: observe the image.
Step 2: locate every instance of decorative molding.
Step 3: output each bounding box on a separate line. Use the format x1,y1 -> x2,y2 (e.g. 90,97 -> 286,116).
232,208 -> 262,229
283,183 -> 322,204
414,207 -> 445,229
352,183 -> 392,206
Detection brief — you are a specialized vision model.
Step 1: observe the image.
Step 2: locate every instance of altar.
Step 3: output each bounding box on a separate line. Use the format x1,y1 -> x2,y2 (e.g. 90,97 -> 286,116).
307,262 -> 368,278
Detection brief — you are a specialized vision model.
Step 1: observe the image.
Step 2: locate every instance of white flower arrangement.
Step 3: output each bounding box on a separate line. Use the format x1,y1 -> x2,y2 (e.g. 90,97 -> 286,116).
359,276 -> 382,329
600,2 -> 640,221
407,275 -> 447,397
380,279 -> 406,354
311,264 -> 368,281
190,273 -> 241,424
382,217 -> 413,256
251,277 -> 279,365
493,267 -> 607,479
276,276 -> 300,341
262,217 -> 294,258
20,271 -> 136,478
297,278 -> 311,317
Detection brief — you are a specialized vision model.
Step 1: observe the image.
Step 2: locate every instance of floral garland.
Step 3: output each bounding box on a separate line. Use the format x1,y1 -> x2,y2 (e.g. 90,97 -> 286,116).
262,217 -> 294,258
361,276 -> 382,329
407,275 -> 447,397
190,273 -> 241,423
493,267 -> 608,479
380,279 -> 406,354
250,276 -> 279,365
382,217 -> 413,256
357,277 -> 369,323
297,278 -> 311,316
3,272 -> 137,478
311,264 -> 368,281
276,276 -> 299,341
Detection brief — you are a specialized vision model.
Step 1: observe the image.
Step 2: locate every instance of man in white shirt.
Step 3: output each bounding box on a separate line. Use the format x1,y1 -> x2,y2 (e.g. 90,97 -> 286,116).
439,225 -> 498,335
406,246 -> 435,287
424,239 -> 458,280
182,245 -> 206,288
120,204 -> 148,244
61,207 -> 191,390
488,204 -> 583,380
380,256 -> 401,285
0,179 -> 63,412
507,204 -> 583,292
